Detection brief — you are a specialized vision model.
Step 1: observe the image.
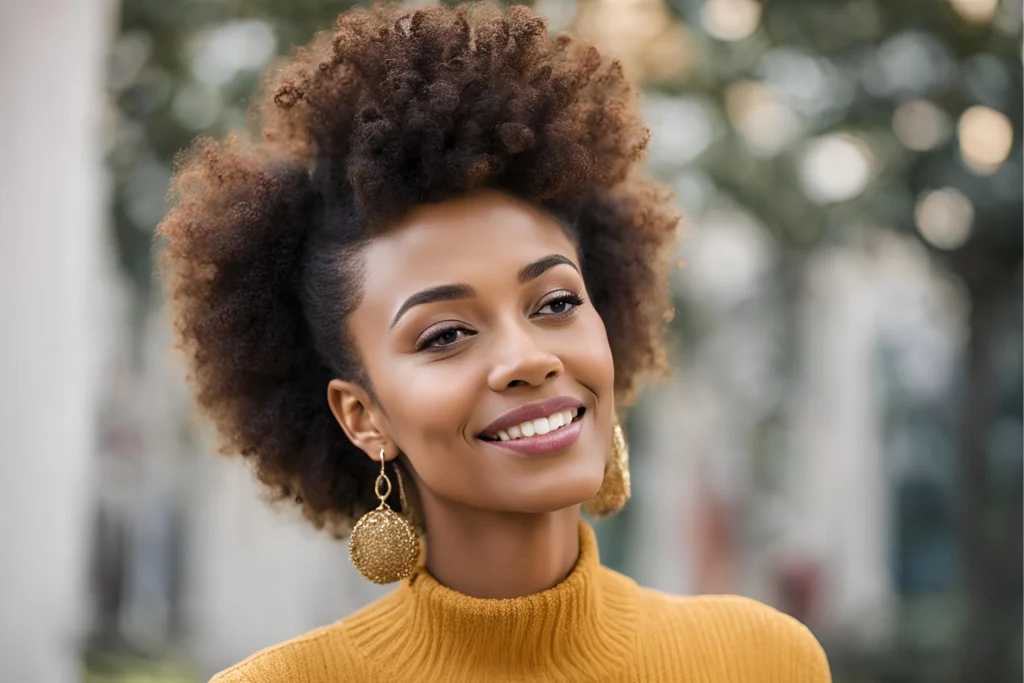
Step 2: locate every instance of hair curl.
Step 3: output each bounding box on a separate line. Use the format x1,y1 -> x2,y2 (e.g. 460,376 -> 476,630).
157,3 -> 679,535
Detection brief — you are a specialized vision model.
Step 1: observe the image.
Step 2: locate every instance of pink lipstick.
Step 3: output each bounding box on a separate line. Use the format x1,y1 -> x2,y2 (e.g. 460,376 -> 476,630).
477,396 -> 586,457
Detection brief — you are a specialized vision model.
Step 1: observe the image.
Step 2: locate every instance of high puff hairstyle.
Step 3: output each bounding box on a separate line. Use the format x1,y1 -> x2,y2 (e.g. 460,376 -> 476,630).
157,3 -> 679,535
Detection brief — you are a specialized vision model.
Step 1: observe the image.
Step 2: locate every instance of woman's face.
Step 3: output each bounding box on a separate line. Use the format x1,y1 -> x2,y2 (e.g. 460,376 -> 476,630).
330,190 -> 615,515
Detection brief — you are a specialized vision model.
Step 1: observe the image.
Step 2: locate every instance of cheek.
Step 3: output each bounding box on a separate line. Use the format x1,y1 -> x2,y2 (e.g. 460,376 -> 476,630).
568,308 -> 616,395
372,358 -> 485,494
379,362 -> 476,447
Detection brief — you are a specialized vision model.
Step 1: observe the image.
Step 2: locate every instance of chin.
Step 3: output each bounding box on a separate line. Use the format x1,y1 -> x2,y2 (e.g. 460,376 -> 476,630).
508,471 -> 606,514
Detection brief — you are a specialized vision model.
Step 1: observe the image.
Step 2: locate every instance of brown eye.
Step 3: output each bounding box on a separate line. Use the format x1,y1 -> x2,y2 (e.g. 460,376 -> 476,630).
545,299 -> 572,314
434,329 -> 461,346
535,292 -> 585,317
417,324 -> 474,351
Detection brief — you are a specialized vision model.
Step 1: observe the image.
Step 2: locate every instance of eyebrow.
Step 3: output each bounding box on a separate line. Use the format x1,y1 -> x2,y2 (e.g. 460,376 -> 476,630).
517,254 -> 579,285
390,284 -> 475,329
390,254 -> 580,329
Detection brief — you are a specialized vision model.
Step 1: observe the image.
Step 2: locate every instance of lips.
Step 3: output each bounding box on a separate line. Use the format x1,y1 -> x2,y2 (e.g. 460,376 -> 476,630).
482,417 -> 584,457
478,396 -> 585,439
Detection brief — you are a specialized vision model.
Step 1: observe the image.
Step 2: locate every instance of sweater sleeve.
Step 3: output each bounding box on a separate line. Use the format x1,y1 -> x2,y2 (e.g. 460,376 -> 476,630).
715,595 -> 832,683
777,608 -> 831,682
206,624 -> 366,683
660,594 -> 831,683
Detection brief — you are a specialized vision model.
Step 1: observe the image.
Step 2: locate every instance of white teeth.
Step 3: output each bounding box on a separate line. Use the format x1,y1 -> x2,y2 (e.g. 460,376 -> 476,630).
489,408 -> 581,441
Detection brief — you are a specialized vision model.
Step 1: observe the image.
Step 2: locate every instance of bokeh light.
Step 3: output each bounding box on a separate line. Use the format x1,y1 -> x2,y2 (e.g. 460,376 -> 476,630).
576,0 -> 693,83
799,134 -> 874,204
702,0 -> 761,42
681,207 -> 772,308
865,32 -> 955,98
644,94 -> 714,168
948,0 -> 1000,24
725,80 -> 802,157
188,20 -> 276,87
957,105 -> 1014,175
171,81 -> 223,131
914,187 -> 974,250
893,99 -> 953,151
759,47 -> 853,118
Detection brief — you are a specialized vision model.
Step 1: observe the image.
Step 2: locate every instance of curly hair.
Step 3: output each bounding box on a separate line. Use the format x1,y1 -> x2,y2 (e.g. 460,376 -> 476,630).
157,3 -> 679,535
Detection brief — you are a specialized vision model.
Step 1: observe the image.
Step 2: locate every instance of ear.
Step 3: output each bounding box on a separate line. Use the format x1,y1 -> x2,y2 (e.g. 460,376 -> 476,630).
327,379 -> 393,461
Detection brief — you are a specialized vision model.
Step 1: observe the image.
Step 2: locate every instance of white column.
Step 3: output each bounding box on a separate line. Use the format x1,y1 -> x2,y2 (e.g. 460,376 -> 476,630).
785,247 -> 893,645
0,1 -> 114,681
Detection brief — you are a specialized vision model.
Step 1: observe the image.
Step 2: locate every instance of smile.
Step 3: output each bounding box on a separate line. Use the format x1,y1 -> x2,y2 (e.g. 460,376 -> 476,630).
484,407 -> 580,441
477,396 -> 587,457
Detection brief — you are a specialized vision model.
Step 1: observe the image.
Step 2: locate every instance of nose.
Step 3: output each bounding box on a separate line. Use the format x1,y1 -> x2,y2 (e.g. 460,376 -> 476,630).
486,320 -> 563,391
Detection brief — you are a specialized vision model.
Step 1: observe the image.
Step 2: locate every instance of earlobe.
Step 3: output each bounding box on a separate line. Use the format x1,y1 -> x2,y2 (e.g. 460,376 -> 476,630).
327,379 -> 391,460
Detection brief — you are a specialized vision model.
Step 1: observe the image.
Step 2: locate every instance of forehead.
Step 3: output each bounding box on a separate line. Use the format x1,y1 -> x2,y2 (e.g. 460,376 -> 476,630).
360,190 -> 578,292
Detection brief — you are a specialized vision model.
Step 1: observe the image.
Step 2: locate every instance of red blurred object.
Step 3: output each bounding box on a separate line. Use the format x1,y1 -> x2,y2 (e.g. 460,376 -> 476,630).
778,558 -> 823,626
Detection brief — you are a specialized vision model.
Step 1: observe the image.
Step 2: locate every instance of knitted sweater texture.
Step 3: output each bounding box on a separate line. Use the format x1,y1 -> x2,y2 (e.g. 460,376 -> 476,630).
211,523 -> 831,682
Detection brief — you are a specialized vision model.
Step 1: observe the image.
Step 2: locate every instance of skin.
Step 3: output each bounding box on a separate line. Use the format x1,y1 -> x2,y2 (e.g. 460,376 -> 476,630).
327,190 -> 616,599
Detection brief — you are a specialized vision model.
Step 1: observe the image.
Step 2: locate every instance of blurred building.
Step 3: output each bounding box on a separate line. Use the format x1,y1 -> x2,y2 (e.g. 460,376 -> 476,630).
0,1 -> 115,680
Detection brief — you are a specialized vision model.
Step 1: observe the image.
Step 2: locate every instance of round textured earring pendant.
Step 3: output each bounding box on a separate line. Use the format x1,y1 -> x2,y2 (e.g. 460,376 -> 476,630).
349,452 -> 420,584
349,507 -> 419,584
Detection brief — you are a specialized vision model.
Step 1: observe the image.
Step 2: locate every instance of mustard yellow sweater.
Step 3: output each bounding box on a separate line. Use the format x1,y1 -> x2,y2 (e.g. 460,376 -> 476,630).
212,523 -> 830,682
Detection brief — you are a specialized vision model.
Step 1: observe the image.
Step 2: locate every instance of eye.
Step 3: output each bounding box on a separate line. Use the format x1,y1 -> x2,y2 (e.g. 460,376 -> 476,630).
534,291 -> 586,317
417,324 -> 475,351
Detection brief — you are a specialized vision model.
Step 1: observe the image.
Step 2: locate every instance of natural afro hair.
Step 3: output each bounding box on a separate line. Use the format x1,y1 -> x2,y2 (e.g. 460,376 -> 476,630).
157,2 -> 679,535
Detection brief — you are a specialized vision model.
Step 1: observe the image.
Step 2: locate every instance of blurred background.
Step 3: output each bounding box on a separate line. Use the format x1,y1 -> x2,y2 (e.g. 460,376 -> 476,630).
1,0 -> 1021,681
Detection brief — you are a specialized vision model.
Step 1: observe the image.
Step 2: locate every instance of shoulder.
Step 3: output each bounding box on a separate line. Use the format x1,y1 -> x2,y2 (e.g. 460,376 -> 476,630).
638,589 -> 832,682
208,621 -> 365,683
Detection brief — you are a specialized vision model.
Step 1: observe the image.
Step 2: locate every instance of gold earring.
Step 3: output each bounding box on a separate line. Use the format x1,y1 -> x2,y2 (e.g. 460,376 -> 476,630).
349,449 -> 421,584
582,421 -> 631,518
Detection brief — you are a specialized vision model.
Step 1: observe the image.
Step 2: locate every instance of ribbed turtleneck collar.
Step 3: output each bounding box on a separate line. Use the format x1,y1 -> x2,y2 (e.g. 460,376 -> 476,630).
342,522 -> 638,681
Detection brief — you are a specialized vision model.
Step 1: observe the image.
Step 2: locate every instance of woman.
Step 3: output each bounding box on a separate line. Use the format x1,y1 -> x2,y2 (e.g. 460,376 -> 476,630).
158,4 -> 831,682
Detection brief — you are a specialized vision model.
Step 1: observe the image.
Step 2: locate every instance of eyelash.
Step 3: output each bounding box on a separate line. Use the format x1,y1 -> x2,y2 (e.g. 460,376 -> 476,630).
415,291 -> 586,351
535,291 -> 586,317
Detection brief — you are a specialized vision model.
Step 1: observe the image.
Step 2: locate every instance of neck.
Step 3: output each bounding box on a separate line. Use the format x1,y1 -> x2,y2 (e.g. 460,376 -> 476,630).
343,519 -> 639,682
417,498 -> 581,599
